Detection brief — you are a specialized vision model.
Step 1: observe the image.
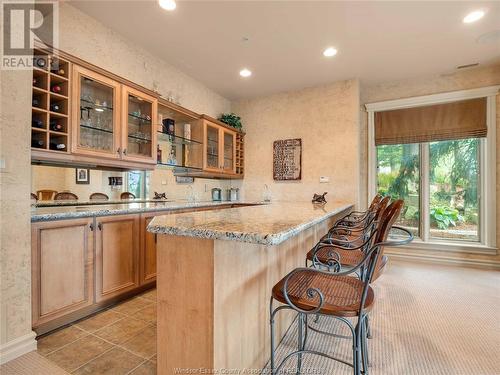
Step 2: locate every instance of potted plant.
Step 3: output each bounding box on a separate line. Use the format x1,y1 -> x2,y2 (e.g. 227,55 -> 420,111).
218,113 -> 243,131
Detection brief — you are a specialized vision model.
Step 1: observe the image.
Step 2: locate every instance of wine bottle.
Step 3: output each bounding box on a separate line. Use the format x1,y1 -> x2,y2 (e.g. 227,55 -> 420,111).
49,141 -> 66,151
51,84 -> 62,93
35,58 -> 46,69
32,119 -> 44,128
32,97 -> 40,107
49,120 -> 62,132
50,103 -> 60,112
33,77 -> 38,86
31,139 -> 44,148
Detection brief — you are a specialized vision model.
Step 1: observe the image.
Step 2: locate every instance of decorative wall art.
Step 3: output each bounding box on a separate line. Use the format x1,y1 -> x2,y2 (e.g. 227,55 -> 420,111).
273,138 -> 302,181
75,168 -> 90,184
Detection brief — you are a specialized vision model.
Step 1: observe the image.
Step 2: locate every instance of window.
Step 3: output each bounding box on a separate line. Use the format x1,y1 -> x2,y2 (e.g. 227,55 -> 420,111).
376,139 -> 479,242
367,87 -> 497,251
127,171 -> 150,199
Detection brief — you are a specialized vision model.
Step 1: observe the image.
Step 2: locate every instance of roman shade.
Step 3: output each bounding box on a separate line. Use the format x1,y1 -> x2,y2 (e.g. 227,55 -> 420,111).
374,97 -> 487,145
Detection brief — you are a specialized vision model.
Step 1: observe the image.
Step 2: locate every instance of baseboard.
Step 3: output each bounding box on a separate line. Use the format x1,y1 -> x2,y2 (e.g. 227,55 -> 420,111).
0,331 -> 37,365
387,251 -> 500,270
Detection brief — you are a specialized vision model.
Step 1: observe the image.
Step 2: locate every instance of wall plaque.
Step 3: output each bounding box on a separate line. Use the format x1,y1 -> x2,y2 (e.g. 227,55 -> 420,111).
273,138 -> 302,181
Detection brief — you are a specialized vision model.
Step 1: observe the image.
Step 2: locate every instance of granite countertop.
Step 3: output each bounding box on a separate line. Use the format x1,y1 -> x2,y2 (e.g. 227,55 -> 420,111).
147,201 -> 353,246
34,198 -> 169,207
31,200 -> 259,222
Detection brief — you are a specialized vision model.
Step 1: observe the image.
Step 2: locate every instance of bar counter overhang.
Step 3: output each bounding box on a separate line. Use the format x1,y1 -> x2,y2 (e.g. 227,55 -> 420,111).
147,201 -> 353,374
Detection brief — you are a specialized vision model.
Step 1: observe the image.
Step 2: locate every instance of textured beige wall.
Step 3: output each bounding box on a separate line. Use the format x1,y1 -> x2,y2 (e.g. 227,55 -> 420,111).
234,79 -> 360,204
360,65 -> 500,264
0,68 -> 33,347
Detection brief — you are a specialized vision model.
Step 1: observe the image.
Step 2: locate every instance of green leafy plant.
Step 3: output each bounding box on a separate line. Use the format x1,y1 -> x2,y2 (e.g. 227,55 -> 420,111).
430,206 -> 464,229
218,113 -> 243,130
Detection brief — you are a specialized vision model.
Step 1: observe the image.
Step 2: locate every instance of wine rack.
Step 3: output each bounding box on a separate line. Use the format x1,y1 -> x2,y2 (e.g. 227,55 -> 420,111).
235,132 -> 244,176
31,48 -> 71,153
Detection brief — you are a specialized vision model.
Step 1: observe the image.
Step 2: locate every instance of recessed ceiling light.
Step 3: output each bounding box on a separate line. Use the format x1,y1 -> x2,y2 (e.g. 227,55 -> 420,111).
159,0 -> 176,11
239,68 -> 252,78
323,47 -> 338,57
463,10 -> 485,23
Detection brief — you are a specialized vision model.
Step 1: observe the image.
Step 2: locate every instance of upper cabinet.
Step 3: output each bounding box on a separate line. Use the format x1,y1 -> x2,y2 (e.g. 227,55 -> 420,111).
70,67 -> 157,165
71,65 -> 121,159
202,118 -> 236,175
122,87 -> 157,164
30,47 -> 243,177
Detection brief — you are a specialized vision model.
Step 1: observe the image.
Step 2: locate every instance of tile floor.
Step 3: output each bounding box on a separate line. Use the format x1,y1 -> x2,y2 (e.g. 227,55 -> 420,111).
37,288 -> 157,375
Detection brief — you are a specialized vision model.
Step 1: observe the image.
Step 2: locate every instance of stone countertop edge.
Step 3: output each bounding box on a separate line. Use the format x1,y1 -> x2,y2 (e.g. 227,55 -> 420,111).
147,203 -> 353,246
31,201 -> 264,223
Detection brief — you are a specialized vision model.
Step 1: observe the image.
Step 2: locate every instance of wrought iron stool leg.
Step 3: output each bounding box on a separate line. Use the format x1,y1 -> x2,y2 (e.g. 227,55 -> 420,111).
361,315 -> 369,375
270,298 -> 276,375
354,321 -> 362,375
297,313 -> 304,374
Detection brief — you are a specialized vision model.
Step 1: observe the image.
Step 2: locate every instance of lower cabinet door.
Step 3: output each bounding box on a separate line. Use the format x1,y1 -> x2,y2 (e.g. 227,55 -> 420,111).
140,216 -> 157,284
31,218 -> 94,328
95,214 -> 140,302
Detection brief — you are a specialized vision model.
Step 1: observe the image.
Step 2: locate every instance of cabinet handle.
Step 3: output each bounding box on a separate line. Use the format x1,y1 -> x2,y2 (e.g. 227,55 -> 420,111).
97,222 -> 102,231
123,148 -> 127,155
90,223 -> 94,231
117,147 -> 121,155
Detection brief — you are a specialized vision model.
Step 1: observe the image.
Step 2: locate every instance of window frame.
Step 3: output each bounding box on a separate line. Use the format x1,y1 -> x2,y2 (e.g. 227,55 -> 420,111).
366,86 -> 498,254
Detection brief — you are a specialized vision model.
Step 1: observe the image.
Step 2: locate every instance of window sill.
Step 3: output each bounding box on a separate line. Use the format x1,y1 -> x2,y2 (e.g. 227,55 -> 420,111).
395,238 -> 498,256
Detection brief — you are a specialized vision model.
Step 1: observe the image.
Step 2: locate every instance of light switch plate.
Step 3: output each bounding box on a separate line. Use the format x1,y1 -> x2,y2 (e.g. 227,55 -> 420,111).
319,176 -> 329,183
161,180 -> 167,185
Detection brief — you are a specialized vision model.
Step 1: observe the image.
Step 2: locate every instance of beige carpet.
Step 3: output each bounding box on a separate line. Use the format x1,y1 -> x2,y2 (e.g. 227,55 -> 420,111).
270,259 -> 500,375
1,351 -> 69,375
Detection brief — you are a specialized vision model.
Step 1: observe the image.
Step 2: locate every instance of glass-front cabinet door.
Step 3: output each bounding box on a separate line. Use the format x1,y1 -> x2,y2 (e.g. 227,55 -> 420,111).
71,65 -> 121,158
204,122 -> 220,172
222,129 -> 236,174
121,87 -> 157,164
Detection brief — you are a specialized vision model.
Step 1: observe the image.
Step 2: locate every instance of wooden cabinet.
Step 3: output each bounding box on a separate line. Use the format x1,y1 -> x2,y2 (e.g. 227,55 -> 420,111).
71,66 -> 158,165
71,65 -> 122,159
121,87 -> 158,164
31,218 -> 94,328
140,215 -> 157,285
202,118 -> 236,175
95,215 -> 141,302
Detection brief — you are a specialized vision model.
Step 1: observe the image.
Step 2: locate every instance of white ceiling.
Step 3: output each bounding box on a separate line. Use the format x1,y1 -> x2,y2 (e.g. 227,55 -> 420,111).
70,1 -> 500,100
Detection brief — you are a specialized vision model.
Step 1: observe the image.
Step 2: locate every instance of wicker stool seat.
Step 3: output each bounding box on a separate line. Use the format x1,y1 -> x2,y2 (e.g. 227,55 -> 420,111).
307,246 -> 365,267
272,270 -> 374,317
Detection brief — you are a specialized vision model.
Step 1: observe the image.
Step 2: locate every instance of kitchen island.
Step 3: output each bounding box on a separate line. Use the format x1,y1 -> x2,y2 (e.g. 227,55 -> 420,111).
147,201 -> 352,374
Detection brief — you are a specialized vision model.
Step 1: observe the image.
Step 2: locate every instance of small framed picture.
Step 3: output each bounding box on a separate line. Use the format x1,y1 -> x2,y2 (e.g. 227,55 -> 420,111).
76,168 -> 90,184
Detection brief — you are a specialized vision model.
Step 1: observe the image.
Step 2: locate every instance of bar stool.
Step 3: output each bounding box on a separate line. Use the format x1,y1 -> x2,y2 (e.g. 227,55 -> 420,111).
120,192 -> 136,200
269,201 -> 412,375
54,192 -> 78,200
36,189 -> 57,201
89,192 -> 109,201
307,196 -> 391,271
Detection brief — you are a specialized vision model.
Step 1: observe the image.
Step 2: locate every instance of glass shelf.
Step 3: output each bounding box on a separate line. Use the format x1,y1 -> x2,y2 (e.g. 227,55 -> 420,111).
81,124 -> 114,134
80,98 -> 113,111
128,113 -> 152,122
157,162 -> 203,171
157,131 -> 202,145
128,133 -> 151,142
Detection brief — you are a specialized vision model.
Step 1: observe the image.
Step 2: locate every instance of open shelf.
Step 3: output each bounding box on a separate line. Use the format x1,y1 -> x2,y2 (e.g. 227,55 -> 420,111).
31,48 -> 70,153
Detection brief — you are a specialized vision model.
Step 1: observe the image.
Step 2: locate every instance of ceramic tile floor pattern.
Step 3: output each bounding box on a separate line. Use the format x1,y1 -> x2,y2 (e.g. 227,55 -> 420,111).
37,288 -> 157,375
